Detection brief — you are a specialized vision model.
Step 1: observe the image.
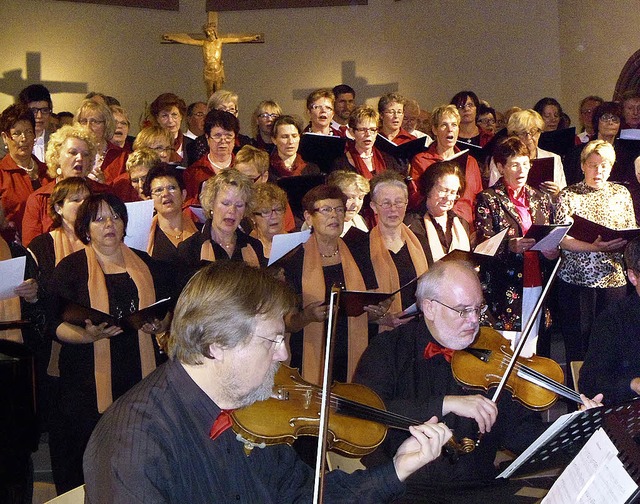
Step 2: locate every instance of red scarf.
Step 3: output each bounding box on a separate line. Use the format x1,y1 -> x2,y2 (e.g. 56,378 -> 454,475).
346,141 -> 387,180
270,151 -> 308,178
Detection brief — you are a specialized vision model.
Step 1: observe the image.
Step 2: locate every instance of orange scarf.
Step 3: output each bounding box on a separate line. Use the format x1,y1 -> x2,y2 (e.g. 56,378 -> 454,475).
423,214 -> 470,263
87,244 -> 157,413
369,224 -> 428,330
301,235 -> 368,385
0,238 -> 22,343
147,214 -> 198,255
47,228 -> 86,377
200,234 -> 260,267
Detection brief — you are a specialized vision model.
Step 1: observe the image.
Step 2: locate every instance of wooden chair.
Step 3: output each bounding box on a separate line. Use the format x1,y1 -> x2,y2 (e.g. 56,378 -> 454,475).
570,361 -> 584,394
326,451 -> 365,474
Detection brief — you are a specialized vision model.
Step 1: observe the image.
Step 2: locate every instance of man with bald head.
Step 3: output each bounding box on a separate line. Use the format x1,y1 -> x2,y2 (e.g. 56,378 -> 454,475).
354,260 -> 601,491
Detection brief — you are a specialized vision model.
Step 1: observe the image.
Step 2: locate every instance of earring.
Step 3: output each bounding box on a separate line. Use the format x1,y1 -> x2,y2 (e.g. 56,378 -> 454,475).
56,167 -> 62,176
86,235 -> 91,242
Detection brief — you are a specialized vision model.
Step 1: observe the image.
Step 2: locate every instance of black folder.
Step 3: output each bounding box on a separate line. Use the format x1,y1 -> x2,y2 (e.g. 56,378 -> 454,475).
62,297 -> 172,331
527,157 -> 555,189
298,133 -> 347,173
567,214 -> 640,247
538,126 -> 576,157
375,134 -> 430,161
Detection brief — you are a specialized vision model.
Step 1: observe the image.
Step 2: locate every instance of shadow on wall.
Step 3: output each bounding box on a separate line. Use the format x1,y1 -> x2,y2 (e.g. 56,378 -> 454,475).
292,60 -> 399,102
0,52 -> 88,100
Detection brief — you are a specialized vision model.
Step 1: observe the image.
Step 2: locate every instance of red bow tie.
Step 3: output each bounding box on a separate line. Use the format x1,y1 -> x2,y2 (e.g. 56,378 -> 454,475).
423,342 -> 454,362
209,409 -> 234,441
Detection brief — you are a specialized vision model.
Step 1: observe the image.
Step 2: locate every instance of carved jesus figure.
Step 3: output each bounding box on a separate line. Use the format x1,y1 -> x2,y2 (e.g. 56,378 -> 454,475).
163,22 -> 263,96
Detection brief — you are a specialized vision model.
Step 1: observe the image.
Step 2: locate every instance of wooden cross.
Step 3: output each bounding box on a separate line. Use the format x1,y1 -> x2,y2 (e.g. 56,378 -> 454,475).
162,11 -> 264,97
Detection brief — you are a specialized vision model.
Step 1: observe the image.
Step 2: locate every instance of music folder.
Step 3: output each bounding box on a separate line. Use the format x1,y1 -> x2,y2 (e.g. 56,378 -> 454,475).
524,223 -> 571,251
298,133 -> 347,172
375,134 -> 430,160
276,174 -> 325,218
567,215 -> 640,247
62,297 -> 172,331
527,157 -> 555,189
538,127 -> 576,157
340,277 -> 418,317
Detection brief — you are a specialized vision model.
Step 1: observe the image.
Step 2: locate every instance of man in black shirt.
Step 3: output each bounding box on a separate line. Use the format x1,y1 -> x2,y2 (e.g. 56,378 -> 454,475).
354,260 -> 602,491
83,261 -> 451,503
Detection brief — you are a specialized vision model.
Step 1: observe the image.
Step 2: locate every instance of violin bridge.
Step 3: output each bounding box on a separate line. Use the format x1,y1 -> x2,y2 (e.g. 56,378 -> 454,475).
271,386 -> 288,400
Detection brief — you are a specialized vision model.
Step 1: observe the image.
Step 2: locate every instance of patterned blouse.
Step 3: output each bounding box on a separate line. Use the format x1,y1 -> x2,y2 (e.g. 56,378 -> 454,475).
556,181 -> 635,288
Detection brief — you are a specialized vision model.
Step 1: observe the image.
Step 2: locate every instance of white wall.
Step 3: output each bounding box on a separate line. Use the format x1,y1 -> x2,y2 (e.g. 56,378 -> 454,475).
0,0 -> 631,135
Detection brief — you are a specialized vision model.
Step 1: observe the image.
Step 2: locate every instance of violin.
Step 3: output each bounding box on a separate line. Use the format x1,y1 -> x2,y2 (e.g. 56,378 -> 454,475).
231,364 -> 476,459
451,327 -> 583,411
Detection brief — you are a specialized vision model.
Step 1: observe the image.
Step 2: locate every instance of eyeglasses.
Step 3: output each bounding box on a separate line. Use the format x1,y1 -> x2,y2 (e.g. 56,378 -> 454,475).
130,176 -> 146,185
434,187 -> 460,200
457,103 -> 476,110
516,128 -> 541,138
430,299 -> 488,319
190,112 -> 206,118
383,109 -> 403,116
253,206 -> 285,218
158,112 -> 181,121
150,146 -> 175,154
209,133 -> 235,143
255,334 -> 285,348
150,185 -> 178,197
258,113 -> 280,119
9,129 -> 35,141
312,205 -> 345,216
78,118 -> 105,126
600,114 -> 620,123
373,200 -> 408,210
29,106 -> 51,116
310,104 -> 333,113
580,108 -> 596,115
477,118 -> 496,125
353,127 -> 378,135
93,213 -> 121,224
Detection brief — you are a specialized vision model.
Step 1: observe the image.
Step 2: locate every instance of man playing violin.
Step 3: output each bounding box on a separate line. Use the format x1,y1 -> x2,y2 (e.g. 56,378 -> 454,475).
354,259 -> 603,493
83,262 -> 452,503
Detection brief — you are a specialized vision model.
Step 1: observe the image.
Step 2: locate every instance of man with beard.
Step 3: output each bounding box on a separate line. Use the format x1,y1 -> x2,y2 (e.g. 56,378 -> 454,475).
354,260 -> 603,496
83,262 -> 452,503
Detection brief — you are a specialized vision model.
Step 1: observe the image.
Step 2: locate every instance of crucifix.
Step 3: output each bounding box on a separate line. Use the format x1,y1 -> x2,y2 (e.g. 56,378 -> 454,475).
162,11 -> 264,97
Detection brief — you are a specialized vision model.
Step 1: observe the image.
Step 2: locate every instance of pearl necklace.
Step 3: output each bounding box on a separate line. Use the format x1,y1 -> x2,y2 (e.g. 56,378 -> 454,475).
208,155 -> 232,172
319,247 -> 339,258
359,151 -> 374,160
18,159 -> 38,180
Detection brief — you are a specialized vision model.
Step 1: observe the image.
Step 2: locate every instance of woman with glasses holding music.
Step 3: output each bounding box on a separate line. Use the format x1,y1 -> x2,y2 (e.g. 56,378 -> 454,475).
330,106 -> 402,178
276,184 -> 384,385
251,100 -> 281,154
183,109 -> 239,204
405,161 -> 471,266
356,171 -> 428,331
75,99 -> 128,184
378,93 -> 416,145
303,88 -> 340,136
475,137 -> 558,353
247,183 -> 288,260
0,104 -> 51,237
450,91 -> 483,145
178,168 -> 265,270
142,163 -> 197,264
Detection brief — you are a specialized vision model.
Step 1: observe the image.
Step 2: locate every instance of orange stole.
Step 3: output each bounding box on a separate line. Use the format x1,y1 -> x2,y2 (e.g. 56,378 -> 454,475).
87,244 -> 157,413
301,235 -> 368,385
146,214 -> 197,255
47,229 -> 86,377
0,238 -> 22,343
369,224 -> 428,331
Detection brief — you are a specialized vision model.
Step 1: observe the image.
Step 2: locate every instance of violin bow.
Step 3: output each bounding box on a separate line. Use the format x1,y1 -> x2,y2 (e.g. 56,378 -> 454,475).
312,285 -> 341,504
490,257 -> 563,404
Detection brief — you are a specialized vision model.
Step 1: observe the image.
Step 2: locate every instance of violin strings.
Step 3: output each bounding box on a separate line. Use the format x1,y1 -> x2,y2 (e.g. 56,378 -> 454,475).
487,355 -> 582,403
274,385 -> 419,430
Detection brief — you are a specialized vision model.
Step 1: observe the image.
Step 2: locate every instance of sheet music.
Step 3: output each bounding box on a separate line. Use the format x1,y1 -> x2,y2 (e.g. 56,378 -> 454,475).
542,428 -> 637,504
0,256 -> 26,301
530,224 -> 571,251
268,229 -> 311,266
497,409 -> 584,479
474,228 -> 509,256
124,199 -> 154,251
